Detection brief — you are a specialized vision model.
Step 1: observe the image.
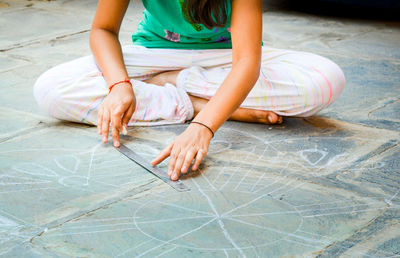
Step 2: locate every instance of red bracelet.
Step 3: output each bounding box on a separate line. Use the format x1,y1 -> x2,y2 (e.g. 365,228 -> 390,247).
108,79 -> 132,94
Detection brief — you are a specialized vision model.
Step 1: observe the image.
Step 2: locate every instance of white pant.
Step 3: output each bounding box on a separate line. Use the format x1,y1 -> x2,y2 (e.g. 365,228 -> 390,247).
33,45 -> 345,126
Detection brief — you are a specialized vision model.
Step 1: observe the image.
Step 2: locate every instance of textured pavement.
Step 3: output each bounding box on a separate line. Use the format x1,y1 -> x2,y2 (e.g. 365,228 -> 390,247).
1,0 -> 399,257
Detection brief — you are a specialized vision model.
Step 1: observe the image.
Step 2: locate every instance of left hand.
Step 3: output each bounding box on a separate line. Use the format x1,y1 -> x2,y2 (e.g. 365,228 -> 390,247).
151,123 -> 213,181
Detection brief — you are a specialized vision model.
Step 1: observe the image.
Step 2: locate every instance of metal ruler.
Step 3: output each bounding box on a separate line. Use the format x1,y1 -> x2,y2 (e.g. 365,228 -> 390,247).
116,143 -> 190,192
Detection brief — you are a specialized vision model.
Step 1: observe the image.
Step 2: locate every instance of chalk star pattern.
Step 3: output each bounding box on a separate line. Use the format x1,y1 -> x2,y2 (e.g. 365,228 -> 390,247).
0,125 -> 399,257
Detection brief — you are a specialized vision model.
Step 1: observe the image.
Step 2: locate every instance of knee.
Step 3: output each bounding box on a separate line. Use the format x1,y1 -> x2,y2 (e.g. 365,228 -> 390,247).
33,67 -> 57,115
33,63 -> 72,117
297,54 -> 345,117
290,54 -> 346,117
312,55 -> 346,108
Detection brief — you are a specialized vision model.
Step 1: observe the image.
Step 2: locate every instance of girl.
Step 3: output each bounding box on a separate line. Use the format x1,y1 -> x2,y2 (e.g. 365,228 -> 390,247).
33,0 -> 345,181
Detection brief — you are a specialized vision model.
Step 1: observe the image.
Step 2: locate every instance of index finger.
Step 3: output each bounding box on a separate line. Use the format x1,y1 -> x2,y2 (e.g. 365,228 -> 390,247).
101,110 -> 110,143
111,123 -> 120,147
151,143 -> 173,166
111,110 -> 123,147
97,107 -> 103,135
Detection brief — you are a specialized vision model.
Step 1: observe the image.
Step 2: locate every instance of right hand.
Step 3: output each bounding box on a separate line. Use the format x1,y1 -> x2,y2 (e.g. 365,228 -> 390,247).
97,82 -> 136,147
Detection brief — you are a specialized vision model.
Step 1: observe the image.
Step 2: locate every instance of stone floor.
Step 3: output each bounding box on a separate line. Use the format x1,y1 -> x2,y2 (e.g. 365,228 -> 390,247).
1,0 -> 399,257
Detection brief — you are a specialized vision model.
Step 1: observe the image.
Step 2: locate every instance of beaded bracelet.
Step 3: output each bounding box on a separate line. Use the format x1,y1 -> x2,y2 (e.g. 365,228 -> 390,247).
108,79 -> 132,94
190,121 -> 214,138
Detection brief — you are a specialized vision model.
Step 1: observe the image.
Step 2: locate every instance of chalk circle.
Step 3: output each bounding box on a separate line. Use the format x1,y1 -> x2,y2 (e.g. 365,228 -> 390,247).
208,140 -> 232,154
58,176 -> 89,187
133,190 -> 302,250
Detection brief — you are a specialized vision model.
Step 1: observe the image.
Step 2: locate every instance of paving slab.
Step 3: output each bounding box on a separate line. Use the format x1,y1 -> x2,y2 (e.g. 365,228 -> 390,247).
1,119 -> 399,256
0,0 -> 399,256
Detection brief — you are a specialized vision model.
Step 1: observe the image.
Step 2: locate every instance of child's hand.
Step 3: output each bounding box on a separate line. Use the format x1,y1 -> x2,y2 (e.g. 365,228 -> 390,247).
97,83 -> 136,147
151,123 -> 213,181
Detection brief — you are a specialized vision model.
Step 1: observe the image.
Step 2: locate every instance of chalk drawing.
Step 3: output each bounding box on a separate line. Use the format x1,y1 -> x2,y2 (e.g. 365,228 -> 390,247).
0,125 -> 398,257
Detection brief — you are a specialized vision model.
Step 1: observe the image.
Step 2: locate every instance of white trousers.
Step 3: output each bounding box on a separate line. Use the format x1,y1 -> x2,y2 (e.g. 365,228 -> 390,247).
33,45 -> 345,126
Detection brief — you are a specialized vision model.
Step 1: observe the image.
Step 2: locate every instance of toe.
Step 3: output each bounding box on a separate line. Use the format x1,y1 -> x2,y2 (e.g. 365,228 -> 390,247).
278,116 -> 283,124
267,112 -> 279,124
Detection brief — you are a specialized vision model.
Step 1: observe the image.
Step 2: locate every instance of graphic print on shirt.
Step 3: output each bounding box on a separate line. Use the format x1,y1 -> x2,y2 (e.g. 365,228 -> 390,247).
164,30 -> 181,42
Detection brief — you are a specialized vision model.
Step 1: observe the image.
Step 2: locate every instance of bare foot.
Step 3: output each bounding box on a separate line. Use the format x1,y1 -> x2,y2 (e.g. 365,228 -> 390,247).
189,95 -> 283,125
144,70 -> 283,125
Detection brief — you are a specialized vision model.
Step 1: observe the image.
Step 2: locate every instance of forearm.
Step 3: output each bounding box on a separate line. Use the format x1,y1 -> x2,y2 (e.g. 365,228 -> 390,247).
193,58 -> 261,132
90,29 -> 129,85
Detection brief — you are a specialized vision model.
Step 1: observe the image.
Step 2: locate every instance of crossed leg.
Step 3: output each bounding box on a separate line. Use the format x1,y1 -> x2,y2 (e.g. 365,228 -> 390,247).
145,70 -> 283,125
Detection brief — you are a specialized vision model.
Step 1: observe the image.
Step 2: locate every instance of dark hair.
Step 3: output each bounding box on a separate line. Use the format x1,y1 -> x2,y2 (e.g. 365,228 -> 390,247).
185,0 -> 228,29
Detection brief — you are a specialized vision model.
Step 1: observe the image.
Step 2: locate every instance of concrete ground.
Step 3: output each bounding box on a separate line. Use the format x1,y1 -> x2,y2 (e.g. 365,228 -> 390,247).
1,0 -> 399,256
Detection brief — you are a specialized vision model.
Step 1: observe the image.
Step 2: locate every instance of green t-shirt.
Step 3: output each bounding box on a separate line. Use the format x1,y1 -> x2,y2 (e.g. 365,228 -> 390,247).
132,0 -> 232,49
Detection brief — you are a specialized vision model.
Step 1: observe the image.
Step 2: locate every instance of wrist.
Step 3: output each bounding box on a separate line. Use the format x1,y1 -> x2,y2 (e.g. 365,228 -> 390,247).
189,121 -> 214,139
108,78 -> 132,93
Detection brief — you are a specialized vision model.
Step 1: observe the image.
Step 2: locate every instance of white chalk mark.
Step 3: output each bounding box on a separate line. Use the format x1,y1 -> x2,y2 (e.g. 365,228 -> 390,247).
48,227 -> 139,237
296,203 -> 381,215
384,189 -> 400,206
152,200 -> 214,216
136,215 -> 215,225
12,162 -> 58,177
208,140 -> 232,155
0,209 -> 31,226
0,215 -> 18,227
294,200 -> 360,208
253,160 -> 291,194
234,142 -> 271,191
135,218 -> 217,258
221,179 -> 296,219
223,249 -> 229,257
219,145 -> 257,191
69,216 -> 138,224
59,222 -> 137,230
253,178 -> 282,194
84,143 -> 101,186
212,144 -> 244,184
154,246 -> 177,258
221,192 -> 270,218
265,179 -> 297,196
192,179 -> 246,257
250,173 -> 264,192
0,175 -> 51,185
54,155 -> 80,174
58,176 -> 88,187
227,203 -> 379,218
200,171 -> 217,191
302,207 -> 388,218
273,181 -> 307,197
252,246 -> 260,258
115,239 -> 154,257
299,149 -> 328,167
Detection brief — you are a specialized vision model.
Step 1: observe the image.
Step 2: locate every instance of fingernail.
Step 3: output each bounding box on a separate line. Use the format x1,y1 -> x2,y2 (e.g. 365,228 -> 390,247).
268,115 -> 273,123
168,170 -> 172,176
103,137 -> 107,142
114,141 -> 120,147
181,166 -> 186,173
